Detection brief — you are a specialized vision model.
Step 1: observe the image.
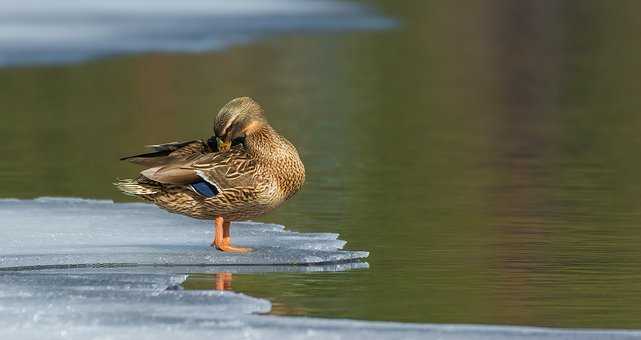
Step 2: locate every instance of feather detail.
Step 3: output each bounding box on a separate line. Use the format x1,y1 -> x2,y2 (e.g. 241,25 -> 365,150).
145,140 -> 201,152
140,164 -> 199,185
114,179 -> 158,195
189,180 -> 219,198
120,140 -> 210,166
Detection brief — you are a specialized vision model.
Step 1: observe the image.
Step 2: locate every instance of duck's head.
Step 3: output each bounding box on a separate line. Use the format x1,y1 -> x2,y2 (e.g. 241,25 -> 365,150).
213,97 -> 267,151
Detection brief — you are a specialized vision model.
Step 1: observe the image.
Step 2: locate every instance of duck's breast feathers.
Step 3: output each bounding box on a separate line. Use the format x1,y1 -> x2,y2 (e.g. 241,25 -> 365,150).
120,139 -> 211,167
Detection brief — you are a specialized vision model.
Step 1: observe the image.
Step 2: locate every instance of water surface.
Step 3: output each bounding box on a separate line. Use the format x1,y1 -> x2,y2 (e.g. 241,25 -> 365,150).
1,0 -> 640,329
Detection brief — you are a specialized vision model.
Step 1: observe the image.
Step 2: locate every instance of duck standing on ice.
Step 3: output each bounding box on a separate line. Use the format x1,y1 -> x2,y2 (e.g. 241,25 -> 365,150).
116,97 -> 305,253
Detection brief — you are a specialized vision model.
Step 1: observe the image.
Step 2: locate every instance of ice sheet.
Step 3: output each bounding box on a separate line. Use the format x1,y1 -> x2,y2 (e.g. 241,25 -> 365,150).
0,0 -> 394,67
0,198 -> 368,269
1,269 -> 640,340
1,198 -> 640,339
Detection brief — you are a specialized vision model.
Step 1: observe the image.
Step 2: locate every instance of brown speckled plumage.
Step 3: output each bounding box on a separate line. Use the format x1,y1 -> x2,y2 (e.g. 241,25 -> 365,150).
115,97 -> 305,223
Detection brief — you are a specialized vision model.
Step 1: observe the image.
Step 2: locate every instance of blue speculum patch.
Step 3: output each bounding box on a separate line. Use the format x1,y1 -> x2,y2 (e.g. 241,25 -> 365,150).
190,180 -> 219,198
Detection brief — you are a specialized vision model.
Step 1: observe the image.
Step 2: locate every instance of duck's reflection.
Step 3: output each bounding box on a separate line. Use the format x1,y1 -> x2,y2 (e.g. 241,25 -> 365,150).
214,272 -> 232,291
181,263 -> 368,316
181,272 -> 313,316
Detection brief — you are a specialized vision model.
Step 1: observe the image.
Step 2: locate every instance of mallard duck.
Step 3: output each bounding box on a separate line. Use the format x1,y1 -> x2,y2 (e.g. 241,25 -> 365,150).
115,97 -> 305,253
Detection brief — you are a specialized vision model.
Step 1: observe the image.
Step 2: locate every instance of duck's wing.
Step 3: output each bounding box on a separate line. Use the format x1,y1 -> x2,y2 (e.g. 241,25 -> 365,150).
189,147 -> 258,189
140,146 -> 259,197
120,139 -> 212,167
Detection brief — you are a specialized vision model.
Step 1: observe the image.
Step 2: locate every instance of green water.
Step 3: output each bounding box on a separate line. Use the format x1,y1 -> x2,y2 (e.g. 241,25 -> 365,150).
1,0 -> 641,328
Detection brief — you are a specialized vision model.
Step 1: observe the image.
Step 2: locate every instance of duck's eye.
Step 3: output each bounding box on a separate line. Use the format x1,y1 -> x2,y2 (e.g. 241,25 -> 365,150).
232,136 -> 245,145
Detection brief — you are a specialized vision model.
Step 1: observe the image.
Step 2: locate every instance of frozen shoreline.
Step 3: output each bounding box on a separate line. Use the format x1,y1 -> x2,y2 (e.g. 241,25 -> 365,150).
0,0 -> 393,67
1,198 -> 640,340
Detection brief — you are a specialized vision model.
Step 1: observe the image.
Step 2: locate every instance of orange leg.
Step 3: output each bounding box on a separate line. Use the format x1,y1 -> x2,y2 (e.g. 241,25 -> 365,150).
211,216 -> 224,248
210,217 -> 252,253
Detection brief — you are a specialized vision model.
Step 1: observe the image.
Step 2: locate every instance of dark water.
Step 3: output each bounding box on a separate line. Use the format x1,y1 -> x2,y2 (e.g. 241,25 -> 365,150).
1,0 -> 641,329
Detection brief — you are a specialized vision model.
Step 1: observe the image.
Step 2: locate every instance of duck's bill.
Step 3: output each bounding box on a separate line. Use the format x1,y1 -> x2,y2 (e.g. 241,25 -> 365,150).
217,138 -> 231,151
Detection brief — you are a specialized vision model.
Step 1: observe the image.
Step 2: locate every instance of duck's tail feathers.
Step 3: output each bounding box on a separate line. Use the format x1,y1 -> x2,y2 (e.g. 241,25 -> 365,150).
114,178 -> 159,196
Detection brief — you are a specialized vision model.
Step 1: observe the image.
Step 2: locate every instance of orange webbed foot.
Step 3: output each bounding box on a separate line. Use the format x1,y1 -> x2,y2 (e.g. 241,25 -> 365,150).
210,241 -> 253,253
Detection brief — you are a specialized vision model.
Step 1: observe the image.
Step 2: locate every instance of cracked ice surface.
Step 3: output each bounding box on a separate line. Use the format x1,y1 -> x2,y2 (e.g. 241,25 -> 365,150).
0,269 -> 269,339
0,198 -> 368,269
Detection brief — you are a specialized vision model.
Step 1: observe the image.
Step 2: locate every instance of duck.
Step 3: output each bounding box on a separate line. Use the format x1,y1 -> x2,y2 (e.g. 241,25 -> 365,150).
115,97 -> 305,253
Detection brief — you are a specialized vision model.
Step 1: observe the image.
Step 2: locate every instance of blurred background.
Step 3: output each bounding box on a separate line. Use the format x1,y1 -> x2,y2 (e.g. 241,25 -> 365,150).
1,0 -> 640,328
